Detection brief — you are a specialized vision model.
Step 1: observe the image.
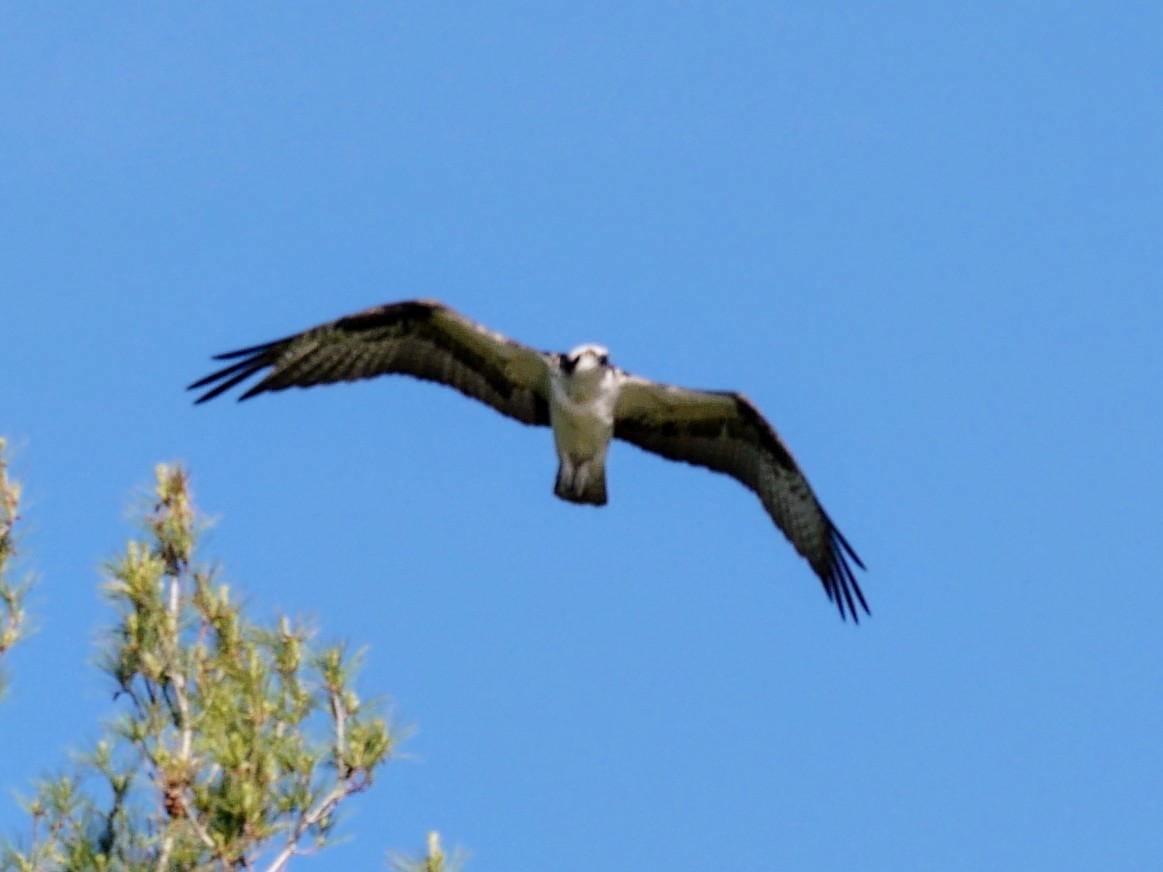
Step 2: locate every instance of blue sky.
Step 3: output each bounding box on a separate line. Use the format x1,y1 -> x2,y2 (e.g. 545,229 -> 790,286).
2,3 -> 1161,869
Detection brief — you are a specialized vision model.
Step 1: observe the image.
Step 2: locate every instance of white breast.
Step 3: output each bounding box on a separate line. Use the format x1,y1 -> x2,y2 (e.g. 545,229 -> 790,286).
548,368 -> 620,461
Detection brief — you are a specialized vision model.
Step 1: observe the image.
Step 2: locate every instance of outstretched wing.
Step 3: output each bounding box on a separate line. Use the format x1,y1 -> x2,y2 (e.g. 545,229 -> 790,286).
613,375 -> 868,622
189,299 -> 555,426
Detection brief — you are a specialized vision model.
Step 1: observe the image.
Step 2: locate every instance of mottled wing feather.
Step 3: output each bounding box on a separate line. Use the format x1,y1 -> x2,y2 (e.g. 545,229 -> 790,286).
188,300 -> 554,426
613,375 -> 868,621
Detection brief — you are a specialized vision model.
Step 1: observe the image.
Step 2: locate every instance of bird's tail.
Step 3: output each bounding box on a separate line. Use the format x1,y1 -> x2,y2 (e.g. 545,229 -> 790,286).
554,460 -> 608,506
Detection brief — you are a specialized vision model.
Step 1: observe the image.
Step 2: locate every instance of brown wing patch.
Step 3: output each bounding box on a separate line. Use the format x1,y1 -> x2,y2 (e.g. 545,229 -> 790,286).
614,378 -> 868,621
188,300 -> 552,426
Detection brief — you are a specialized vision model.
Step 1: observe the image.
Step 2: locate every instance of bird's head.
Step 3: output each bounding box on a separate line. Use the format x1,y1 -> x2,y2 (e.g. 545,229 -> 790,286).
562,344 -> 611,375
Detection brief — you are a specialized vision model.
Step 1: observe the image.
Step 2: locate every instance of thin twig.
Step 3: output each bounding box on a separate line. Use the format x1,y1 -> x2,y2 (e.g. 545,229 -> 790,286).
177,793 -> 218,853
330,687 -> 349,777
262,689 -> 369,872
261,781 -> 357,872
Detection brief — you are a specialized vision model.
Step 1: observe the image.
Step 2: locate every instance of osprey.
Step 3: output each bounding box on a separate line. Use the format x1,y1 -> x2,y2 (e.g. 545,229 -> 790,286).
190,300 -> 868,621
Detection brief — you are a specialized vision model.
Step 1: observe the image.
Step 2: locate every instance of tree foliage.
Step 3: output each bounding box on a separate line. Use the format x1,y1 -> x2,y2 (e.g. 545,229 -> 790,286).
0,438 -> 31,700
389,832 -> 466,872
2,463 -> 405,871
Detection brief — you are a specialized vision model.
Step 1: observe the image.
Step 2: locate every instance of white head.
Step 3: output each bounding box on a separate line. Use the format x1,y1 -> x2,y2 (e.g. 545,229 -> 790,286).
562,343 -> 610,376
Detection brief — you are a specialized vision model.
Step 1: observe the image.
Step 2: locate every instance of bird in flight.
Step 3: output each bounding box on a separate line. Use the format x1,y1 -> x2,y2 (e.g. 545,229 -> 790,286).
190,300 -> 868,621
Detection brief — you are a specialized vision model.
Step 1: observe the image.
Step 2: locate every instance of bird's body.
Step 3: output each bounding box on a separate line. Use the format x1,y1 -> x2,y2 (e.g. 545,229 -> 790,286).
190,300 -> 869,621
549,345 -> 617,505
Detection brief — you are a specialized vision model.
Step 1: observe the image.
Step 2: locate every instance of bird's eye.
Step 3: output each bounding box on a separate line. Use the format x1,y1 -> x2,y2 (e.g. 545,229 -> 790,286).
599,354 -> 609,366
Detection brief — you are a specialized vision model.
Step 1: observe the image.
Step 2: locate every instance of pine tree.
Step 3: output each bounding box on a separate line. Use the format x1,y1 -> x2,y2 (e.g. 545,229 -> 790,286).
0,459 -> 450,870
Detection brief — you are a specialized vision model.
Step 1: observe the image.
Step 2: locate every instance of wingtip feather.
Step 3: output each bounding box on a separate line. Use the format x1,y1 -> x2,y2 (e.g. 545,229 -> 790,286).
819,519 -> 870,624
188,354 -> 270,404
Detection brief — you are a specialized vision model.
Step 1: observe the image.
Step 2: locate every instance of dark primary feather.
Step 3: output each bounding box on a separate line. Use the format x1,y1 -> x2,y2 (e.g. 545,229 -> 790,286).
188,300 -> 554,426
613,379 -> 868,622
